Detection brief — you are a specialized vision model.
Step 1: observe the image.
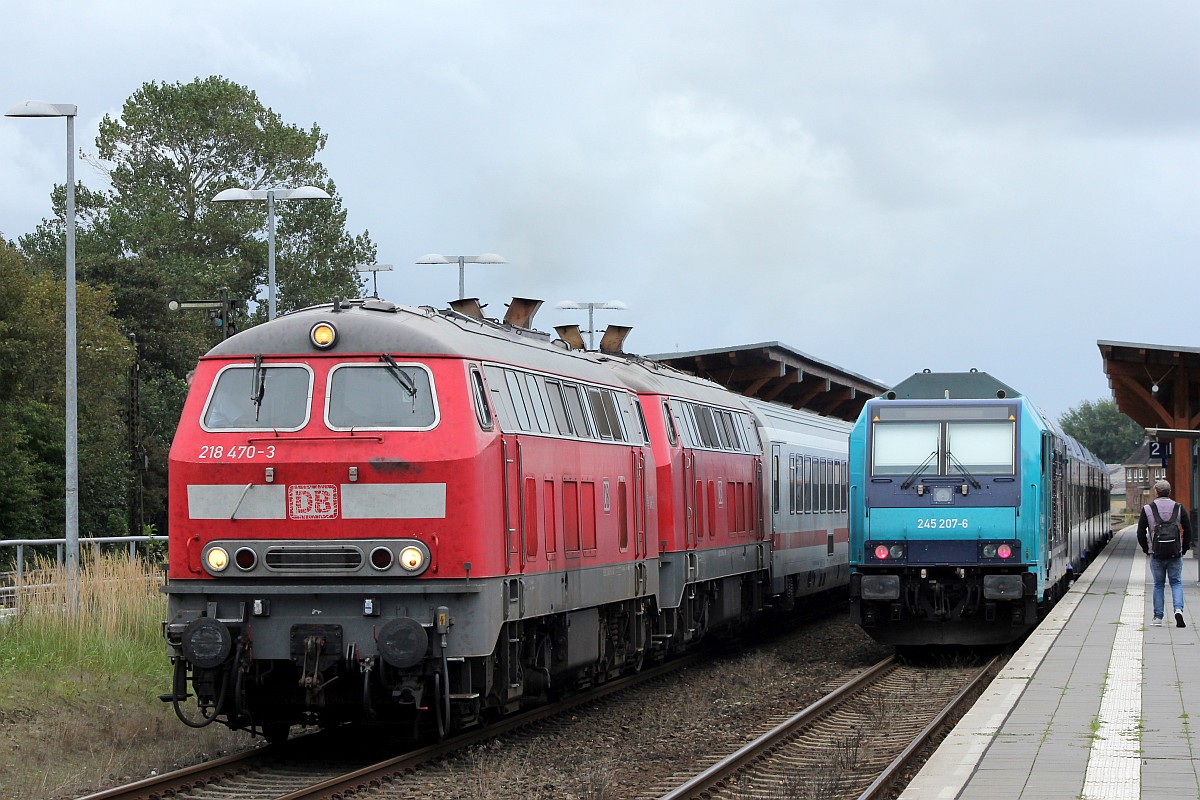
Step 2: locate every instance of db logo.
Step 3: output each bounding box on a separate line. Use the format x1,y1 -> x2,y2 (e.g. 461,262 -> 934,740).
288,484 -> 339,520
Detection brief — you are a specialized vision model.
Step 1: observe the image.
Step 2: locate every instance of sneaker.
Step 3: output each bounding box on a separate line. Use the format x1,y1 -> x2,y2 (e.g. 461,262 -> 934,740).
1152,618 -> 1163,626
1176,611 -> 1186,628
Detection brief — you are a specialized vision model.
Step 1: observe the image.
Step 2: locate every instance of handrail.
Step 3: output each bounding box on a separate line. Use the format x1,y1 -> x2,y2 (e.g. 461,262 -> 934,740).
0,535 -> 164,602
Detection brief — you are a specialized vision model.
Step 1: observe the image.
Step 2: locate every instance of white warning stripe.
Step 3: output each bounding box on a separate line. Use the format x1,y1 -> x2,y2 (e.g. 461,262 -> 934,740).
1080,548 -> 1145,799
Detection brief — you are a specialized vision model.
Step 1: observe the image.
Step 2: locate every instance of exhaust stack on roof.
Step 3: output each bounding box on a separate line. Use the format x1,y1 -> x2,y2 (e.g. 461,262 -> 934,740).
599,325 -> 632,354
503,297 -> 543,329
554,324 -> 586,351
449,298 -> 486,320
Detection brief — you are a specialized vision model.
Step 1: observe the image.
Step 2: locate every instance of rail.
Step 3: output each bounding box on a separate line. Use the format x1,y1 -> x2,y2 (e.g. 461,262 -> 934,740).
0,535 -> 164,611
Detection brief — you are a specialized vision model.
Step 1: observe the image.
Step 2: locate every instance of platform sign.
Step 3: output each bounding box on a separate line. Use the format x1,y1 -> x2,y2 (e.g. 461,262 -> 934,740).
1149,441 -> 1171,466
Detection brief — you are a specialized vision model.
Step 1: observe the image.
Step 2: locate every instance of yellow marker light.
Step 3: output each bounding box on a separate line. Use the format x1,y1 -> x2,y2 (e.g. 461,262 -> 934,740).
310,321 -> 337,350
206,547 -> 230,572
398,546 -> 425,572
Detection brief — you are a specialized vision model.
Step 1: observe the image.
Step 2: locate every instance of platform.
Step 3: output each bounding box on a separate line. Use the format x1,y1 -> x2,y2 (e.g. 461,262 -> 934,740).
901,525 -> 1200,800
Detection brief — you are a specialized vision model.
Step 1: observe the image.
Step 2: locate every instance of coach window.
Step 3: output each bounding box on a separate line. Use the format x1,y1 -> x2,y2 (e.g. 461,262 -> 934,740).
470,368 -> 493,430
326,363 -> 438,430
772,454 -> 780,514
803,457 -> 813,513
204,364 -> 312,431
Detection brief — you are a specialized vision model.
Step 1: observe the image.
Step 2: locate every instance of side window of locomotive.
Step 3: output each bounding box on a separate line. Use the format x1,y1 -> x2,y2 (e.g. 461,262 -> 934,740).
503,370 -> 533,431
716,410 -> 741,450
483,365 -> 517,430
522,373 -> 553,434
202,365 -> 312,431
587,387 -> 615,440
663,401 -> 678,446
598,388 -> 628,442
691,404 -> 720,448
633,398 -> 650,444
563,383 -> 595,439
327,364 -> 437,430
471,368 -> 493,430
544,379 -> 573,435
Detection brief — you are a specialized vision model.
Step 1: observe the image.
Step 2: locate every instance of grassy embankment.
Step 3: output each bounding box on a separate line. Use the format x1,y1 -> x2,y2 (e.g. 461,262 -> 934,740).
0,555 -> 247,800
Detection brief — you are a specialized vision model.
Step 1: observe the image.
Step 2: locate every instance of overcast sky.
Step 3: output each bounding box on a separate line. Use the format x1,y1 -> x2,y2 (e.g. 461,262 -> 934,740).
3,2 -> 1197,421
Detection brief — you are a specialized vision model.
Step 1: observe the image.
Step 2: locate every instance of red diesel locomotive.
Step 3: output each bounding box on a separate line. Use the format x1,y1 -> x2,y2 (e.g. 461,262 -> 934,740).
162,296 -> 851,740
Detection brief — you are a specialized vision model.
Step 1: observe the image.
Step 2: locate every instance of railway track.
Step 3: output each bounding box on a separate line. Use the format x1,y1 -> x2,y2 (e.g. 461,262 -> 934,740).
651,653 -> 1001,800
78,651 -> 713,800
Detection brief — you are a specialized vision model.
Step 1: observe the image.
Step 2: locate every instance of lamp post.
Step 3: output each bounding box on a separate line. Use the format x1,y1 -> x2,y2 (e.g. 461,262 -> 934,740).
354,264 -> 394,298
212,186 -> 332,320
415,253 -> 508,300
554,300 -> 628,349
7,100 -> 80,613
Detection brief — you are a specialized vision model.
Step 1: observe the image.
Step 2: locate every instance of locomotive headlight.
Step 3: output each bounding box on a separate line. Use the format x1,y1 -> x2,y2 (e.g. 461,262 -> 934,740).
982,544 -> 998,558
889,545 -> 905,560
398,546 -> 425,572
205,547 -> 230,572
310,321 -> 338,350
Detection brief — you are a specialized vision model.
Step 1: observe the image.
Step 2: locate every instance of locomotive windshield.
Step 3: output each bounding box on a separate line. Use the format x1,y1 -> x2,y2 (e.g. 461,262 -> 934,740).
326,364 -> 437,429
202,365 -> 312,430
870,404 -> 1016,477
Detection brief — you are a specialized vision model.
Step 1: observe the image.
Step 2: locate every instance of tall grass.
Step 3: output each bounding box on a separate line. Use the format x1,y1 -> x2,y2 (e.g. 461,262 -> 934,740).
0,553 -> 167,686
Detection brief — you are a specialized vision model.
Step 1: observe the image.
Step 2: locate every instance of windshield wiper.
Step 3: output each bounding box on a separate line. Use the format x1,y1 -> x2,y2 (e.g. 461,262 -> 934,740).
947,450 -> 983,489
251,354 -> 266,421
379,353 -> 417,397
900,449 -> 938,490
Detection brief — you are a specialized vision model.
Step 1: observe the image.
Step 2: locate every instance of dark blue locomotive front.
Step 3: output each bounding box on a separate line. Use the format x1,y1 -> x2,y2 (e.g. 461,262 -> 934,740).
848,370 -> 1110,646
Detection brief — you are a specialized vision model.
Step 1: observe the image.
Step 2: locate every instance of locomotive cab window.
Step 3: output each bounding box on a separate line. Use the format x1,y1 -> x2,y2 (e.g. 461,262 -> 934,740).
326,363 -> 438,430
202,364 -> 313,431
870,404 -> 1017,477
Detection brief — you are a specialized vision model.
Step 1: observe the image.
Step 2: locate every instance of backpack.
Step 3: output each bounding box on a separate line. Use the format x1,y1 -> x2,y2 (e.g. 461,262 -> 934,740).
1149,501 -> 1183,559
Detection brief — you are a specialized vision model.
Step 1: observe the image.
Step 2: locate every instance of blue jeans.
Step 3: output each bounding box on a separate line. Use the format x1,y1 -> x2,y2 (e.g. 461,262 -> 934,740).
1150,555 -> 1185,619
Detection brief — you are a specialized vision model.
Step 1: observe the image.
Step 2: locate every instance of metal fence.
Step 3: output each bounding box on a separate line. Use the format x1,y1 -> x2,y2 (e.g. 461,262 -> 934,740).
0,535 -> 163,613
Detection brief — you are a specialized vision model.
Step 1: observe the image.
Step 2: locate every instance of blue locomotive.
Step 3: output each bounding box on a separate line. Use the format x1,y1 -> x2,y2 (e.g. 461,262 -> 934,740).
848,370 -> 1111,646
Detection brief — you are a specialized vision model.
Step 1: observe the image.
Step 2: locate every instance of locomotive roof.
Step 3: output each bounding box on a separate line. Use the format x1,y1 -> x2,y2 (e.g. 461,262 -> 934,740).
886,370 -> 1022,401
204,299 -> 629,387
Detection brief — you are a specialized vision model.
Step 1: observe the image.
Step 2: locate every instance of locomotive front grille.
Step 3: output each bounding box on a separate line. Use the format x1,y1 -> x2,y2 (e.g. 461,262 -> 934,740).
264,545 -> 364,571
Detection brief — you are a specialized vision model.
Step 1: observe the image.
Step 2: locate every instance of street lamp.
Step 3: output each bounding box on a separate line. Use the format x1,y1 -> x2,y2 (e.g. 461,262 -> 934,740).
7,100 -> 80,613
212,186 -> 332,320
554,300 -> 628,349
416,253 -> 508,300
354,263 -> 393,298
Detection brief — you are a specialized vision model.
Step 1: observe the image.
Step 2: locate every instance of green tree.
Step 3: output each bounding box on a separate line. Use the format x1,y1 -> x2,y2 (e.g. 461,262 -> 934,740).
0,240 -> 132,545
16,76 -> 375,536
1059,398 -> 1145,464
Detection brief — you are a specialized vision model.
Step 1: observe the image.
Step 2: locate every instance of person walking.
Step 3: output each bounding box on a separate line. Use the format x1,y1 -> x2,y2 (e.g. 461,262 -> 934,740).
1138,479 -> 1192,627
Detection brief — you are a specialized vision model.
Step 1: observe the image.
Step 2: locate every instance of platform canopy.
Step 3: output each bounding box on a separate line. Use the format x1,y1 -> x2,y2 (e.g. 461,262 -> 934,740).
1098,339 -> 1200,502
645,341 -> 888,422
1098,340 -> 1200,431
